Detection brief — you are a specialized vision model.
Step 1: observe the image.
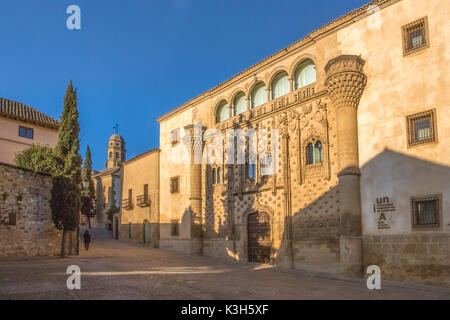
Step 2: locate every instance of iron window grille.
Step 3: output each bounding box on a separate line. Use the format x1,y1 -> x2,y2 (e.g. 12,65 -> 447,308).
406,109 -> 436,147
411,195 -> 440,229
122,198 -> 133,210
136,195 -> 150,207
402,17 -> 429,55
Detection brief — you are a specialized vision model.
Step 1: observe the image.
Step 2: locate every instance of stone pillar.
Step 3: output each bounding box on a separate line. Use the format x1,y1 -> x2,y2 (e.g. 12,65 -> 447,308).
324,55 -> 367,277
184,123 -> 206,256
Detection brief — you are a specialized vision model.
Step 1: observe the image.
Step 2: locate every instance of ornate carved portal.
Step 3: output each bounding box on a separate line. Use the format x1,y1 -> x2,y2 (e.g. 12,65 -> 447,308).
297,99 -> 331,184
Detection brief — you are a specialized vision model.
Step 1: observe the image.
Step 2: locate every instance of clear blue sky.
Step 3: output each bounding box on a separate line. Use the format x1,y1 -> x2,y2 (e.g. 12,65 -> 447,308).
0,0 -> 367,171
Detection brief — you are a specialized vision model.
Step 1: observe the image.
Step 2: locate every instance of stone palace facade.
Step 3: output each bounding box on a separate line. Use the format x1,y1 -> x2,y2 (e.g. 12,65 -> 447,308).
119,0 -> 450,286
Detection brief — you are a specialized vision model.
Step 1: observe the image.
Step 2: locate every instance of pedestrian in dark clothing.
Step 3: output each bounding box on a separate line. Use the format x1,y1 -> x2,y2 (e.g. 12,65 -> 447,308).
83,230 -> 91,250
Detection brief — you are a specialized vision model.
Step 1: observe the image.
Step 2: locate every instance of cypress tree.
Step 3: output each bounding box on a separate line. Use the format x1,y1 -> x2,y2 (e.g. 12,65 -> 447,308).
81,145 -> 95,228
51,80 -> 82,257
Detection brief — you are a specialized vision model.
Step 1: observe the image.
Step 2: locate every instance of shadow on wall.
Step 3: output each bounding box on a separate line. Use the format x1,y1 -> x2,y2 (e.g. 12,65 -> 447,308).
117,221 -> 160,248
203,161 -> 275,263
202,149 -> 449,286
358,148 -> 450,286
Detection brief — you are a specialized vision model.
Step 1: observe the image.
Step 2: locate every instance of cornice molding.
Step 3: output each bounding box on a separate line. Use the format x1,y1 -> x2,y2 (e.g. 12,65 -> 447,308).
157,0 -> 402,123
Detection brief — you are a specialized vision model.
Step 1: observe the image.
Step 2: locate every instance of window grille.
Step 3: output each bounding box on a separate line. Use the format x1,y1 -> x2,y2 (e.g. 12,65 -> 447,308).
402,17 -> 429,55
411,195 -> 440,228
406,110 -> 436,146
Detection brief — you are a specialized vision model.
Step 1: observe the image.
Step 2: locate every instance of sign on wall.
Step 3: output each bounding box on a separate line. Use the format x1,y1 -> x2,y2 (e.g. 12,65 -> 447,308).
373,197 -> 396,229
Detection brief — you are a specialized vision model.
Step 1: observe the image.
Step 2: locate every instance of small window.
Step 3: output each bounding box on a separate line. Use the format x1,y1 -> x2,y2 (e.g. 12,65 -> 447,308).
18,126 -> 33,139
247,162 -> 256,179
407,109 -> 436,147
212,167 -> 221,185
402,17 -> 429,55
261,156 -> 273,176
144,184 -> 148,198
306,141 -> 323,165
170,177 -> 179,193
212,168 -> 216,185
171,129 -> 180,145
109,152 -> 113,159
8,212 -> 16,226
216,167 -> 221,184
411,195 -> 440,229
170,219 -> 179,236
115,152 -> 119,159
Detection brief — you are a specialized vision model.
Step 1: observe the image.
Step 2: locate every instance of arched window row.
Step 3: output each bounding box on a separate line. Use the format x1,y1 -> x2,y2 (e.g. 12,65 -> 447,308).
215,59 -> 317,123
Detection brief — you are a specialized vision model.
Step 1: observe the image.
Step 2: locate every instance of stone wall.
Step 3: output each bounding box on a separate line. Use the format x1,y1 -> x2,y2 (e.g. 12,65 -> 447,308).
363,234 -> 450,287
0,163 -> 61,256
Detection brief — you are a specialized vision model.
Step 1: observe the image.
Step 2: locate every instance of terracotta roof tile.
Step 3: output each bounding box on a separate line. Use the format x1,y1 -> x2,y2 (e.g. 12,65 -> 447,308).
0,97 -> 60,130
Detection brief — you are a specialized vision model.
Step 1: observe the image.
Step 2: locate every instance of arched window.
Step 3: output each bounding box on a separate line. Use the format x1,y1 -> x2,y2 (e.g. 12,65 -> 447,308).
109,152 -> 112,159
294,60 -> 316,89
115,152 -> 119,159
212,168 -> 216,184
233,92 -> 247,116
271,72 -> 289,99
216,100 -> 229,123
250,82 -> 267,109
216,167 -> 221,184
306,141 -> 323,164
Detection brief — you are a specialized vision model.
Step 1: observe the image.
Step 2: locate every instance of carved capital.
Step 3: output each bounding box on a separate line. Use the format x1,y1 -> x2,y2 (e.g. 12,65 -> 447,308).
324,55 -> 367,110
183,123 -> 207,162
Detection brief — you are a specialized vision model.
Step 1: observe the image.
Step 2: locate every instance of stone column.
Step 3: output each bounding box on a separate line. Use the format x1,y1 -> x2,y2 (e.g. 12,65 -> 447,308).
324,55 -> 367,276
184,123 -> 206,256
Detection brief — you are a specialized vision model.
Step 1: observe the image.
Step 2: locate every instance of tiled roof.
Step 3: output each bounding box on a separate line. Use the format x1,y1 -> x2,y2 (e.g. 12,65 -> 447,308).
0,97 -> 60,130
157,0 -> 400,122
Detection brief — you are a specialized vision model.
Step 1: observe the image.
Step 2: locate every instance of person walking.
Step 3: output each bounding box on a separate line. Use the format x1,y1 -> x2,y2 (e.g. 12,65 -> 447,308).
83,230 -> 91,250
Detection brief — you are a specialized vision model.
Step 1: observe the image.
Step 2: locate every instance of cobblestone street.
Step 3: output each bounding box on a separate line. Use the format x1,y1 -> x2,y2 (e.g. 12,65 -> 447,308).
0,229 -> 448,300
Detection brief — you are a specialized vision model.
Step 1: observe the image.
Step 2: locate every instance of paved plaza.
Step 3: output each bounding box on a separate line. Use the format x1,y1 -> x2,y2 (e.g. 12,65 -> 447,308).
0,229 -> 448,300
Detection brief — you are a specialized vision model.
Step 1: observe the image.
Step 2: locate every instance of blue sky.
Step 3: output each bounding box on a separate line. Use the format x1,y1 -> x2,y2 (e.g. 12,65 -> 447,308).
0,0 -> 367,171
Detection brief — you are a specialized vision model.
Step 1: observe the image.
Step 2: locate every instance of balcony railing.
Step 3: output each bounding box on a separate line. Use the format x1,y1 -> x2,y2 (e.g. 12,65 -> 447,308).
136,195 -> 150,207
122,198 -> 133,210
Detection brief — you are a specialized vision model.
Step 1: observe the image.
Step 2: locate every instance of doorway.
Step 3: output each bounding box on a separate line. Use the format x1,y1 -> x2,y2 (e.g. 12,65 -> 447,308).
247,212 -> 270,263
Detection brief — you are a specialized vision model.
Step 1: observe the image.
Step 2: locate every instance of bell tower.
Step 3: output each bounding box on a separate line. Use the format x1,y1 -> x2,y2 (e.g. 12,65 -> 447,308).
106,134 -> 126,168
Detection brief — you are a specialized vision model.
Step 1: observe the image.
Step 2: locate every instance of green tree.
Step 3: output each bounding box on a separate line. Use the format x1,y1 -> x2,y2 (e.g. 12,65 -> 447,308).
53,80 -> 82,257
81,145 -> 95,228
14,144 -> 57,174
54,80 -> 82,184
50,176 -> 80,254
14,81 -> 83,257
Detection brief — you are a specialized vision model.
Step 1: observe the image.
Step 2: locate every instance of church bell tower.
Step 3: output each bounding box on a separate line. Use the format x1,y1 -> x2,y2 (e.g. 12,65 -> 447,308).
106,133 -> 126,169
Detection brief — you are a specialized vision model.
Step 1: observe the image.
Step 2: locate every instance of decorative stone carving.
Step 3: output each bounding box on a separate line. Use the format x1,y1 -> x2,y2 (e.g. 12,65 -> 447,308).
324,54 -> 367,277
324,55 -> 367,110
